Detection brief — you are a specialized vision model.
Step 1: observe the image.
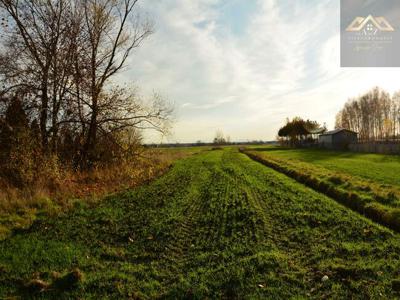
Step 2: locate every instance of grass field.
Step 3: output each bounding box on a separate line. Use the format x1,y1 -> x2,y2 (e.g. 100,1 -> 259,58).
2,148 -> 400,298
248,146 -> 400,187
244,146 -> 400,232
0,146 -> 208,241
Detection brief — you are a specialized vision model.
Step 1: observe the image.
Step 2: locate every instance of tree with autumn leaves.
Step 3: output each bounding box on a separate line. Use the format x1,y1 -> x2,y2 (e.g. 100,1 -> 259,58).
278,117 -> 326,146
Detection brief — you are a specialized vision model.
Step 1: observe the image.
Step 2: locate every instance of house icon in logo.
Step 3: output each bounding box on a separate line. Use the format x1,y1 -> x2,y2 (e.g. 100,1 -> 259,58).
346,15 -> 395,32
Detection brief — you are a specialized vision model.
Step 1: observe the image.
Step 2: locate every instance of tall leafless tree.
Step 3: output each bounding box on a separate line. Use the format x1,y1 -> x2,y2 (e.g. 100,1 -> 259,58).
0,0 -> 172,168
77,0 -> 154,163
0,0 -> 79,150
336,87 -> 400,142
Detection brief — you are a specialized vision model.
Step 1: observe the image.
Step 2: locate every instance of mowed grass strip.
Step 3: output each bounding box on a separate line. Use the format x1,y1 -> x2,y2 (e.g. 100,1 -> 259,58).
247,146 -> 400,186
243,147 -> 400,232
1,148 -> 400,298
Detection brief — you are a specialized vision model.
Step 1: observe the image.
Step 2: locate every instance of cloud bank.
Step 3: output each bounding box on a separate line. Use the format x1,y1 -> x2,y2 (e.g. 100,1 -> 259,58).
118,0 -> 400,143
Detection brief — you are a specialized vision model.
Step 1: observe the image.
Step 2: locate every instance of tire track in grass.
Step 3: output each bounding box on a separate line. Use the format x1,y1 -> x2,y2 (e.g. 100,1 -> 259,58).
160,151 -> 257,298
200,156 -> 240,251
220,154 -> 277,247
208,150 -> 308,297
211,172 -> 229,249
220,150 -> 272,243
4,148 -> 400,299
162,197 -> 201,263
120,150 -> 400,297
233,150 -> 400,298
224,151 -> 377,293
159,150 -> 244,286
159,155 -> 216,279
185,152 -> 269,267
200,170 -> 231,251
165,149 -> 393,298
159,150 -> 400,298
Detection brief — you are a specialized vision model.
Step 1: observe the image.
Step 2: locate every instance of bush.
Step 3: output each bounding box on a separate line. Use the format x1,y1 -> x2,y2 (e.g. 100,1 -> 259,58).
0,97 -> 39,187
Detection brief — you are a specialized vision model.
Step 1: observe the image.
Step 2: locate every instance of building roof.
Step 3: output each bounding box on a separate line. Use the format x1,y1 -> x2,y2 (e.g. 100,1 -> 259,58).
319,128 -> 358,136
307,127 -> 326,134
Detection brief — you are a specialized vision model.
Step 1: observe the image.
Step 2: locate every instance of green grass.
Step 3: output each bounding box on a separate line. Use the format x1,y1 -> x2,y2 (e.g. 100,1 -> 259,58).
249,146 -> 400,187
2,148 -> 400,298
244,147 -> 400,231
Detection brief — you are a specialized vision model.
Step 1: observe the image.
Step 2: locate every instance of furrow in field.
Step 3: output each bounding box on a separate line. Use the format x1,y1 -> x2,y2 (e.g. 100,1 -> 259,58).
150,150 -> 400,298
160,167 -> 209,269
241,149 -> 400,233
220,151 -> 275,243
230,150 -> 400,297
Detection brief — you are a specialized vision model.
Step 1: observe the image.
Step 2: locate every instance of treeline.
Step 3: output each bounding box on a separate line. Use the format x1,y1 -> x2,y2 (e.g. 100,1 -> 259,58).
278,117 -> 325,145
0,0 -> 172,186
336,87 -> 400,142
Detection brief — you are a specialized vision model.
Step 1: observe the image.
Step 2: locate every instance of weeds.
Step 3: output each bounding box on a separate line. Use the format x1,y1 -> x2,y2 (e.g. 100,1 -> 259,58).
0,147 -> 202,240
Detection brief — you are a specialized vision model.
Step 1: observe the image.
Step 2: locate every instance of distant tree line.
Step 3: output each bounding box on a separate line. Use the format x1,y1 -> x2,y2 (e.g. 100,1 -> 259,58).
277,117 -> 325,146
0,0 -> 172,187
336,87 -> 400,142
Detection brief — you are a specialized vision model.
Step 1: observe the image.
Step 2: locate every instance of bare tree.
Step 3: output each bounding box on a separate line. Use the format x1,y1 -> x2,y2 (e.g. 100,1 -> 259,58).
336,87 -> 400,142
213,130 -> 226,145
78,0 -> 154,163
0,0 -> 79,150
0,0 -> 172,168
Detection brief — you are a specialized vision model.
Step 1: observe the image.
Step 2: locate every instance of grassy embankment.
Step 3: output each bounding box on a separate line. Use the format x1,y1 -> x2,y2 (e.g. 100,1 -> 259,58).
1,148 -> 400,298
243,146 -> 400,231
0,147 -> 208,240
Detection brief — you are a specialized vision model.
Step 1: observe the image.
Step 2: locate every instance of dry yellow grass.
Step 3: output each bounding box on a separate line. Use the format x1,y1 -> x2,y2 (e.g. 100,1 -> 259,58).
0,147 -> 199,239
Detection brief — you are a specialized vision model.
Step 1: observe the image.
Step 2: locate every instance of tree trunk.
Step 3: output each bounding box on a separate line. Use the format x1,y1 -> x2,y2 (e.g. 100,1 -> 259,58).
40,84 -> 49,150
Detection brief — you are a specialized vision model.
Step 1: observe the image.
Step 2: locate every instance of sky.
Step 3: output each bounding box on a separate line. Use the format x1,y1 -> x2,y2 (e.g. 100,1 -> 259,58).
118,0 -> 400,143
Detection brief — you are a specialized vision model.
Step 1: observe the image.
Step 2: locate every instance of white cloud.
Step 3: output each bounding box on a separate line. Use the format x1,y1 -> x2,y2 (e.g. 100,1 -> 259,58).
117,0 -> 400,143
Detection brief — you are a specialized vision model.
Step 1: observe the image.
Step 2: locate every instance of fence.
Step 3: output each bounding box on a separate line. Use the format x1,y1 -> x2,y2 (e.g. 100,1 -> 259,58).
349,142 -> 400,154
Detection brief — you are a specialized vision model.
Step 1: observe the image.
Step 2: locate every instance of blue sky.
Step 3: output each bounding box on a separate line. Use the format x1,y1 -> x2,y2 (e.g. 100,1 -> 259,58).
117,0 -> 400,143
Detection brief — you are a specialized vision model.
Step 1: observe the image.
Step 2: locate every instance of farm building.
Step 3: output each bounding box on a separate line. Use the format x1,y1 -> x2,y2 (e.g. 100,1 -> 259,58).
318,129 -> 358,149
